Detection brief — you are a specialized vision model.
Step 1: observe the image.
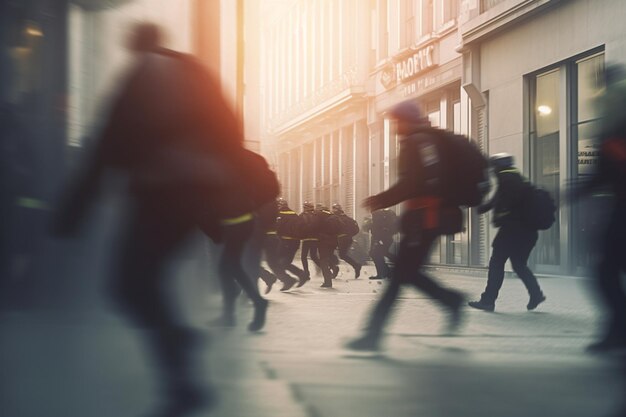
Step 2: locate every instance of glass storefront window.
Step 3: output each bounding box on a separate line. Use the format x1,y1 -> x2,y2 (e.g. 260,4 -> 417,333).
573,53 -> 606,270
531,69 -> 561,266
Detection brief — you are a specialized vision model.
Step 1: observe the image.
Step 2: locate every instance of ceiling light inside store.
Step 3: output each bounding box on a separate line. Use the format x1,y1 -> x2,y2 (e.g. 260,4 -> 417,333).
537,105 -> 552,116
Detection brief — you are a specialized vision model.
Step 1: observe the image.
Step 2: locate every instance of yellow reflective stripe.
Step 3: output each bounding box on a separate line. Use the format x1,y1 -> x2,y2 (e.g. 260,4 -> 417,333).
15,197 -> 49,210
337,234 -> 348,237
279,210 -> 297,215
301,238 -> 318,241
280,236 -> 298,240
221,212 -> 254,226
266,231 -> 277,235
499,169 -> 519,174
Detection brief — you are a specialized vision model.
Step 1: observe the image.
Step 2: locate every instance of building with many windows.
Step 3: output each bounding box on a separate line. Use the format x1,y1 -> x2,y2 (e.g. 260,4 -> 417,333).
263,0 -> 626,276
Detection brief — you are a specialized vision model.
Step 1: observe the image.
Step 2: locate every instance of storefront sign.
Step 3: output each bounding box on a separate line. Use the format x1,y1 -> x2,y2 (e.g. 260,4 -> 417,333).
380,44 -> 437,90
578,138 -> 600,175
395,45 -> 436,83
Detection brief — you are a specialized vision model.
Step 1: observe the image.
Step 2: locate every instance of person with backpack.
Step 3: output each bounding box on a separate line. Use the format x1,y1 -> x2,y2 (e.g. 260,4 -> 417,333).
299,201 -> 322,279
347,101 -> 470,351
276,198 -> 310,288
468,154 -> 547,313
364,208 -> 398,280
331,203 -> 362,279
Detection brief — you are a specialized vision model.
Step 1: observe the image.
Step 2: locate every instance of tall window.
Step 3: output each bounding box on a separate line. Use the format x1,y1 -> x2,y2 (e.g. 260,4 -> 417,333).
530,68 -> 561,266
528,50 -> 605,272
573,53 -> 605,269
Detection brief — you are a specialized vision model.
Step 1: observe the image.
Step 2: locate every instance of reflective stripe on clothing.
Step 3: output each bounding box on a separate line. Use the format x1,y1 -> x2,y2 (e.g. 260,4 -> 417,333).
221,212 -> 254,226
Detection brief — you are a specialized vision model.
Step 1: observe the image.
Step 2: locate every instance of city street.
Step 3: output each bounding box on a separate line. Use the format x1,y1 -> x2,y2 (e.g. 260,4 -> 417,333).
1,264 -> 624,417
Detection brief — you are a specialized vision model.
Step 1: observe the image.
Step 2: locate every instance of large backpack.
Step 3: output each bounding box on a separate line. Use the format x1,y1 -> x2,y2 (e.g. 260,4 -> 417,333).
522,185 -> 556,230
237,149 -> 280,209
339,214 -> 360,237
436,131 -> 490,207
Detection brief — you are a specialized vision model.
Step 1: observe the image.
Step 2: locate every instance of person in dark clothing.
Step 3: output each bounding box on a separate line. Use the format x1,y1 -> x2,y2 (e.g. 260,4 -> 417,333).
299,201 -> 322,278
363,208 -> 398,280
468,154 -> 546,313
51,22 -> 270,416
276,198 -> 309,288
315,204 -> 340,288
568,65 -> 626,353
347,101 -> 465,351
331,203 -> 362,279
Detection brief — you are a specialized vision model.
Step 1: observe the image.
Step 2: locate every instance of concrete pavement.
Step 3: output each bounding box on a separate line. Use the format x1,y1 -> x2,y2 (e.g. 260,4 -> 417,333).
1,263 -> 624,417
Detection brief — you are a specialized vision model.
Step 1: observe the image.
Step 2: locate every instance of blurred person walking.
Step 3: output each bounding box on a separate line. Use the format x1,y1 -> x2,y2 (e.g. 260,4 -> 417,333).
468,154 -> 549,313
51,22 -> 273,416
348,101 -> 488,351
568,64 -> 626,353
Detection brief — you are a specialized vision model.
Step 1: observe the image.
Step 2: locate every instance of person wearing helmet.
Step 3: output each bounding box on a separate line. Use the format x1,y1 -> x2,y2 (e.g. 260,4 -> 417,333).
468,154 -> 545,312
331,203 -> 362,279
275,198 -> 309,288
299,201 -> 322,279
347,100 -> 465,351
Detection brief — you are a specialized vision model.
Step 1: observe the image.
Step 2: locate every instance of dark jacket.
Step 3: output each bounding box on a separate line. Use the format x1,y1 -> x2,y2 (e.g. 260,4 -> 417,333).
370,127 -> 443,209
369,209 -> 398,241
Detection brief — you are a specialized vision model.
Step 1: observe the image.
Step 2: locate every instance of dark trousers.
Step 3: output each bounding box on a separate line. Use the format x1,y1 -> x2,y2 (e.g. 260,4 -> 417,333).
364,211 -> 461,339
279,238 -> 307,279
369,236 -> 394,278
481,224 -> 541,303
301,239 -> 321,274
263,234 -> 292,283
337,235 -> 361,271
216,219 -> 265,317
317,237 -> 337,286
596,208 -> 626,339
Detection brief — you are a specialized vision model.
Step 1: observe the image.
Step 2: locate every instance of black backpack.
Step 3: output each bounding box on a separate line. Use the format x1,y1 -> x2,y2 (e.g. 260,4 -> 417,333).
436,131 -> 490,207
522,185 -> 556,230
339,214 -> 360,237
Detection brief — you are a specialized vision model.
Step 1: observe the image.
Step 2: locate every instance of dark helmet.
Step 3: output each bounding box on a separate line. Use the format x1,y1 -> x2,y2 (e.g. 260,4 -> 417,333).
489,153 -> 515,171
315,203 -> 328,211
331,203 -> 343,214
390,100 -> 429,125
303,201 -> 314,212
277,197 -> 289,210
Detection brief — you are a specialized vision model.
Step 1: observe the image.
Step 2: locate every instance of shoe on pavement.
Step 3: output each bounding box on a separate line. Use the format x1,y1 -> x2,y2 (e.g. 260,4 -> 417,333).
279,277 -> 298,292
354,265 -> 362,279
527,293 -> 546,311
248,299 -> 268,332
264,276 -> 277,295
297,274 -> 310,288
320,283 -> 332,288
468,300 -> 495,312
346,335 -> 380,351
